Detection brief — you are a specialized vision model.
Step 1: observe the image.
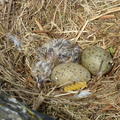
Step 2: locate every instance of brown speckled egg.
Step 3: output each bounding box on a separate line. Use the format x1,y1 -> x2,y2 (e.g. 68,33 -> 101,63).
81,46 -> 113,76
51,62 -> 91,85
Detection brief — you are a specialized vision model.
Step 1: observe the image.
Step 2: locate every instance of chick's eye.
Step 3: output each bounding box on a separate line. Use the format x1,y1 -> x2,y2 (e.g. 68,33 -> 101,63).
48,48 -> 54,52
59,54 -> 67,58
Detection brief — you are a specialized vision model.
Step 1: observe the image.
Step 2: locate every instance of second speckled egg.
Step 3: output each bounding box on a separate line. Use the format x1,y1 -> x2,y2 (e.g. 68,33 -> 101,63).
81,46 -> 113,75
51,62 -> 91,85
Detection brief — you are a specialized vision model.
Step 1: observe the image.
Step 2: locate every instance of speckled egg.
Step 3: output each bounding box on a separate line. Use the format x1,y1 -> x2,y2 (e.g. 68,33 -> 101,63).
81,46 -> 113,76
51,62 -> 91,85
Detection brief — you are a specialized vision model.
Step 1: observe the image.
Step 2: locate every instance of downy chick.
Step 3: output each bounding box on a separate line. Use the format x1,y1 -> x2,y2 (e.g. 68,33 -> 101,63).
32,39 -> 82,83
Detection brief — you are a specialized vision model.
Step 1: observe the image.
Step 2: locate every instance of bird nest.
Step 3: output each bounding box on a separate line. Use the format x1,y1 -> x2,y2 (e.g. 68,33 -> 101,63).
0,0 -> 120,119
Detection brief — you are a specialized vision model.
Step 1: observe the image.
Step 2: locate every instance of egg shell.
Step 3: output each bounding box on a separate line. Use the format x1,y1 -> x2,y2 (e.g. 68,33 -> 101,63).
81,46 -> 113,75
51,62 -> 91,85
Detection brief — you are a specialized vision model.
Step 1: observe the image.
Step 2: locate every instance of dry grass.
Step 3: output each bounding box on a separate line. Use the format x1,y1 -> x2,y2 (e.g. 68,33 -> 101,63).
0,0 -> 120,119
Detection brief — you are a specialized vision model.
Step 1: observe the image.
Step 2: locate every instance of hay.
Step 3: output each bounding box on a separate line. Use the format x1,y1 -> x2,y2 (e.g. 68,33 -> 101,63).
0,0 -> 120,119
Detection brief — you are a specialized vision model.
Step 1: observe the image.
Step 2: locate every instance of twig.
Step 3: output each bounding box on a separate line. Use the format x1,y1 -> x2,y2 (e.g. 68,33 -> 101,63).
34,18 -> 44,31
100,14 -> 115,19
75,20 -> 89,42
6,0 -> 13,29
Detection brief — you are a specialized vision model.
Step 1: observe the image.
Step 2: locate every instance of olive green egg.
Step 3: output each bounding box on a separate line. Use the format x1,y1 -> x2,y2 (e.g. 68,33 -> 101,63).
81,46 -> 113,76
51,62 -> 91,85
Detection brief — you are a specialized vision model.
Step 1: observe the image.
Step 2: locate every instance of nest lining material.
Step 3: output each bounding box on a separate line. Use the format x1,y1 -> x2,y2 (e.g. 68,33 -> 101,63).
0,0 -> 120,120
